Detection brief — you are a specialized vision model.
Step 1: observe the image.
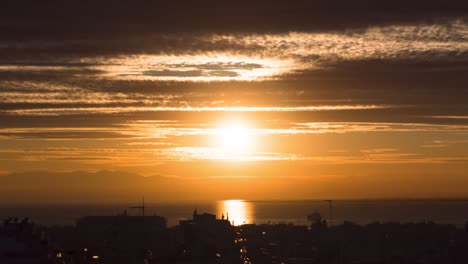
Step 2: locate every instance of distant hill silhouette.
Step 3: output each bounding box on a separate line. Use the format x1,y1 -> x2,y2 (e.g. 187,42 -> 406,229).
2,170 -> 468,204
0,170 -> 298,203
0,171 -> 183,204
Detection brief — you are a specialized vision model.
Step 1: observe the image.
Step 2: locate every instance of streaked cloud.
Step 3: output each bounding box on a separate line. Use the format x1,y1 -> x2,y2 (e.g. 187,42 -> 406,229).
158,147 -> 299,162
429,116 -> 468,120
2,121 -> 468,141
1,105 -> 390,116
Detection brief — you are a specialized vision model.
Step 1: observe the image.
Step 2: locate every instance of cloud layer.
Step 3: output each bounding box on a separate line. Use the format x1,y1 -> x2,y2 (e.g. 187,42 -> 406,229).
0,1 -> 467,200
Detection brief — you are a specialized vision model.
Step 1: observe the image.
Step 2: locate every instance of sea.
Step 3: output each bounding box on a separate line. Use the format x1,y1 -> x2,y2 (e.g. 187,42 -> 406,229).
2,199 -> 468,228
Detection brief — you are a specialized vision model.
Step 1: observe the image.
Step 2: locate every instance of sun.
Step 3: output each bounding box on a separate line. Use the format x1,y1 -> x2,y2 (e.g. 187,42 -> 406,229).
215,120 -> 252,154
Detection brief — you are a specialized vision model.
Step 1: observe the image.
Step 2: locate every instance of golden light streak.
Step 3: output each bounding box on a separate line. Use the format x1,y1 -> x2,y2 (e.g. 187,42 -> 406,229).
2,105 -> 391,116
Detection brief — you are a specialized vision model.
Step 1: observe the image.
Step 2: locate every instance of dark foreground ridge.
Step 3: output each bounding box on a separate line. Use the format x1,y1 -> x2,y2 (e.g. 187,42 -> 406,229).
2,210 -> 468,264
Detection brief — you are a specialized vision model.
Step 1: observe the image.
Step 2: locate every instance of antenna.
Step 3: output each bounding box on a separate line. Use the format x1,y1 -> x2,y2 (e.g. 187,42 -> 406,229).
324,200 -> 333,226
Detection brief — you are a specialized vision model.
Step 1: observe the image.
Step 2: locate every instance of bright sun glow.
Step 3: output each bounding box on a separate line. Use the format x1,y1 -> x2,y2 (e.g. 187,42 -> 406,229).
216,120 -> 252,155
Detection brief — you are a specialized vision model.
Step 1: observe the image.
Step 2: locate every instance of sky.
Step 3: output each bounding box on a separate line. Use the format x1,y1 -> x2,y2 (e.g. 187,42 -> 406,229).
1,1 -> 468,203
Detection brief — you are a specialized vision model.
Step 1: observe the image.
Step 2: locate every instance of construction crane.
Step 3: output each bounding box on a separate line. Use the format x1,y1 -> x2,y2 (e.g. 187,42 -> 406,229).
129,197 -> 146,216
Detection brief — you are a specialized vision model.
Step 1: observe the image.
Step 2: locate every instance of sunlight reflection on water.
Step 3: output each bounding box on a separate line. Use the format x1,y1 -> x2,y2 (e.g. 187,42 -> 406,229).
217,200 -> 253,226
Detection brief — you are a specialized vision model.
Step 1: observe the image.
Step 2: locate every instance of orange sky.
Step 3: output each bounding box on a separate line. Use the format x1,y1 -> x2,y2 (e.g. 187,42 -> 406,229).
1,1 -> 468,203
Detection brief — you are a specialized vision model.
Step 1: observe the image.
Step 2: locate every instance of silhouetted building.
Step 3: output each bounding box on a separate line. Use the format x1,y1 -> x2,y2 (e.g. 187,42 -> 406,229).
175,210 -> 237,264
71,211 -> 169,264
0,218 -> 53,264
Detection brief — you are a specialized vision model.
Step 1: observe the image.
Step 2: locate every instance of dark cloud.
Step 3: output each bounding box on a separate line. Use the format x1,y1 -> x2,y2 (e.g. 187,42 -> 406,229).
179,62 -> 263,71
1,0 -> 467,39
143,70 -> 203,77
0,0 -> 467,181
0,131 -> 134,140
143,69 -> 239,78
0,68 -> 104,82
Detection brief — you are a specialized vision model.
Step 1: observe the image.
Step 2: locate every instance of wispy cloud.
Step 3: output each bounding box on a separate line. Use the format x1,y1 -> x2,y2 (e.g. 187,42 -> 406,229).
421,139 -> 468,148
428,116 -> 468,120
1,20 -> 466,82
158,147 -> 300,162
1,105 -> 390,116
292,122 -> 468,134
91,55 -> 293,81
